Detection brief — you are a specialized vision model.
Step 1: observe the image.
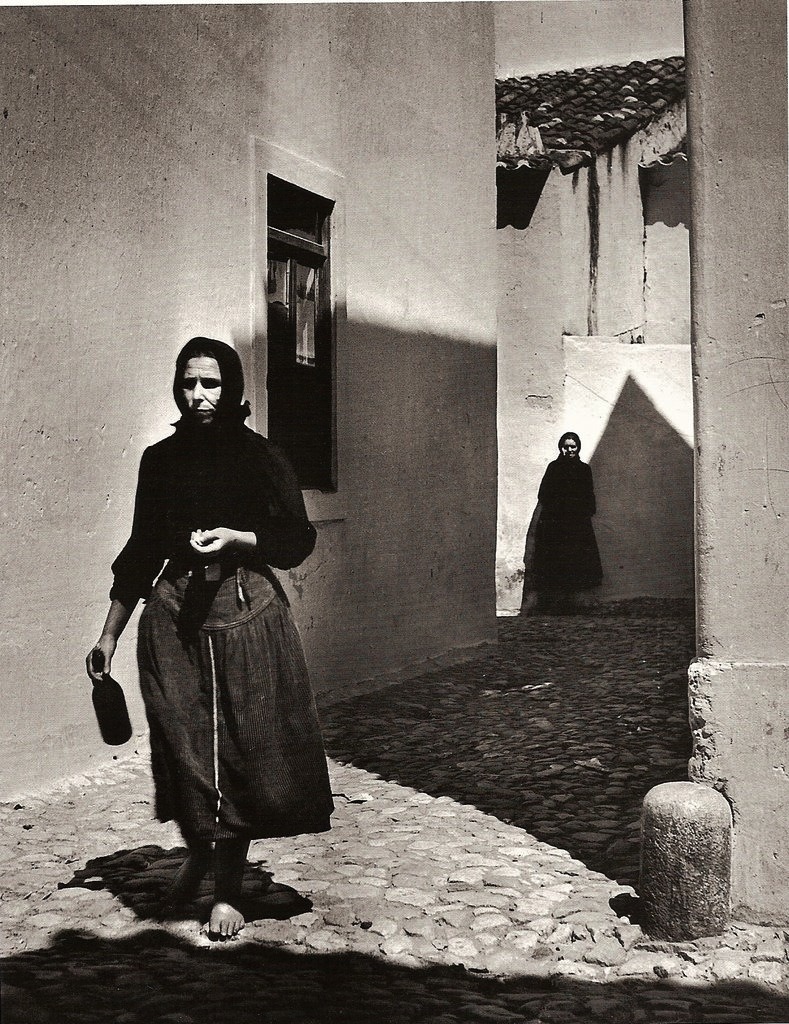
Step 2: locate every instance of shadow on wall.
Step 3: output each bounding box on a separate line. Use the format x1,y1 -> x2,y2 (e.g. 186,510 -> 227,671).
496,166 -> 552,229
640,156 -> 690,229
519,375 -> 693,609
590,374 -> 694,601
235,321 -> 499,696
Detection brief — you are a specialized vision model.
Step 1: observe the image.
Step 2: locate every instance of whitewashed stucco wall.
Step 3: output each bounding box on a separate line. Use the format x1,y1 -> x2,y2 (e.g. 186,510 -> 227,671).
496,171 -> 570,607
0,4 -> 498,795
593,147 -> 647,337
495,0 -> 685,79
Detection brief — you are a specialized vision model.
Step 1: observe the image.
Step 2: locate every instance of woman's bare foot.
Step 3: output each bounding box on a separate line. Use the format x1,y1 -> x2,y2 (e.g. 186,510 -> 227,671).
205,901 -> 245,940
199,837 -> 250,937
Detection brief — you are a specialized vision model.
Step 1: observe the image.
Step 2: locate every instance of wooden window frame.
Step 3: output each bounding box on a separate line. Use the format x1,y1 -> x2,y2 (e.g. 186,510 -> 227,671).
266,179 -> 335,490
252,137 -> 346,515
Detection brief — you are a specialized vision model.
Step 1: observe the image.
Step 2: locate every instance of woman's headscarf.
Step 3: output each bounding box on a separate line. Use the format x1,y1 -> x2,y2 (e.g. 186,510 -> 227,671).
173,337 -> 250,425
557,431 -> 582,455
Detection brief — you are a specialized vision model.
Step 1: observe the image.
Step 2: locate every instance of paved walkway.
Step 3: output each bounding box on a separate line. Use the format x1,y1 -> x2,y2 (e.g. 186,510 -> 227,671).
2,612 -> 788,1024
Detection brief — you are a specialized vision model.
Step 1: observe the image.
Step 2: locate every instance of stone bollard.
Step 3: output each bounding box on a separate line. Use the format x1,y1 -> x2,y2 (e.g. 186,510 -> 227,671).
640,781 -> 732,941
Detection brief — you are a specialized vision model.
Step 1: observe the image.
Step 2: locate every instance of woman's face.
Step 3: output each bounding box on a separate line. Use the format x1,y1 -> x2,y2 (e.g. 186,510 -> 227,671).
181,356 -> 222,423
560,437 -> 579,458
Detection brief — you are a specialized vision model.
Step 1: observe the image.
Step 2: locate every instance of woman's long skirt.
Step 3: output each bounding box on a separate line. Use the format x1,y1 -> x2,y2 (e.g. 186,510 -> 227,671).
137,568 -> 334,842
533,512 -> 603,593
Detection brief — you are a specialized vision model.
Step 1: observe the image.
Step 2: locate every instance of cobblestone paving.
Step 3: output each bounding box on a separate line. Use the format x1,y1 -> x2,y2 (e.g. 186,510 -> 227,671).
2,612 -> 788,1024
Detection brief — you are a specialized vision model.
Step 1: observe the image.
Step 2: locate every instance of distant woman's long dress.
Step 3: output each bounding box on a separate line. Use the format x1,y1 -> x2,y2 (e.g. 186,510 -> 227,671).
533,455 -> 603,594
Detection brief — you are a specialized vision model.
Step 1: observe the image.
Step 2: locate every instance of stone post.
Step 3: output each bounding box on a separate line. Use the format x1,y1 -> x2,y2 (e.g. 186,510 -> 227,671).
684,0 -> 789,922
640,782 -> 731,940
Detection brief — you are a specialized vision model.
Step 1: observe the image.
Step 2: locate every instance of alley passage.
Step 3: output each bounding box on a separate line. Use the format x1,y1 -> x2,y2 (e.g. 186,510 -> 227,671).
2,609 -> 788,1024
321,608 -> 696,887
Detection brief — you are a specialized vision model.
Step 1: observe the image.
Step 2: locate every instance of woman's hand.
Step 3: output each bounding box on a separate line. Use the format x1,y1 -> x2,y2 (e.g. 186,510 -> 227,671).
190,528 -> 257,560
86,599 -> 134,682
86,634 -> 117,682
190,527 -> 238,559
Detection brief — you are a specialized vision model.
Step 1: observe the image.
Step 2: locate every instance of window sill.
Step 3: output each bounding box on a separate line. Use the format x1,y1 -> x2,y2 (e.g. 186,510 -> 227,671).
304,491 -> 346,525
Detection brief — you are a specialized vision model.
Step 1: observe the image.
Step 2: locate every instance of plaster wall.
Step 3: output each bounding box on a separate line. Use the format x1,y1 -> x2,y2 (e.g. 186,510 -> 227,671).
496,170 -> 580,609
495,0 -> 685,78
685,0 -> 789,920
0,4 -> 498,795
643,156 -> 691,345
562,168 -> 593,337
594,147 -> 646,337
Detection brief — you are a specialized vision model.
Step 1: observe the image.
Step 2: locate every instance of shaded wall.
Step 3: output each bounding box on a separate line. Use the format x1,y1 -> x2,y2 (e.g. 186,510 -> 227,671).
0,4 -> 498,794
564,343 -> 694,601
685,0 -> 789,921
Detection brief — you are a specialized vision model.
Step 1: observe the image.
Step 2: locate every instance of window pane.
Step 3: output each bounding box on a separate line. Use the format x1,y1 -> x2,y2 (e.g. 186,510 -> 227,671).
267,257 -> 293,375
268,175 -> 329,244
267,256 -> 290,307
266,175 -> 335,491
296,264 -> 316,367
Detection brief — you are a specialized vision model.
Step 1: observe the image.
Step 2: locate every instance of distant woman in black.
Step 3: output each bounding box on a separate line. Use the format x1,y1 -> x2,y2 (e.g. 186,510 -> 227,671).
86,337 -> 333,939
533,431 -> 602,607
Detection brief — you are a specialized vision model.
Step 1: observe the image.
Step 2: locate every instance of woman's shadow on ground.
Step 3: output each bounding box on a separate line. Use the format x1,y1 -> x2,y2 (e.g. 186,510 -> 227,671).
57,844 -> 312,926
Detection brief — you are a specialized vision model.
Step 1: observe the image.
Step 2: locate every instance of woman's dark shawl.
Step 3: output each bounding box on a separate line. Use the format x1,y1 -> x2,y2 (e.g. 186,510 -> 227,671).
110,423 -> 316,604
533,456 -> 602,590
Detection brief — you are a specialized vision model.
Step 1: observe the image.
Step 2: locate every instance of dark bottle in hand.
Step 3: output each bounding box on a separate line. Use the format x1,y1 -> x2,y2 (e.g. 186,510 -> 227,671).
90,649 -> 133,746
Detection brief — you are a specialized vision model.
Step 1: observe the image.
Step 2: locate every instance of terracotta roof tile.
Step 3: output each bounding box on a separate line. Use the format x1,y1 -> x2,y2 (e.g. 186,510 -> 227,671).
497,56 -> 685,170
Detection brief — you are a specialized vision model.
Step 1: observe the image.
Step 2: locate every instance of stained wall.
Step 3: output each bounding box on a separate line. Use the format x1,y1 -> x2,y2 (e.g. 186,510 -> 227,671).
643,156 -> 691,346
0,4 -> 498,794
496,170 -> 572,609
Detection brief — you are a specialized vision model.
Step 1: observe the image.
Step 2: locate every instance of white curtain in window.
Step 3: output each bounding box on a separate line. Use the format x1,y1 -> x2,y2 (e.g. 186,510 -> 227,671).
296,265 -> 316,366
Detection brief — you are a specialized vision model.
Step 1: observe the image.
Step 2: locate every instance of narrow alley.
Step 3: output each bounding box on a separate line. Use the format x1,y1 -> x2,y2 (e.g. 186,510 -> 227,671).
2,608 -> 788,1024
322,605 -> 695,888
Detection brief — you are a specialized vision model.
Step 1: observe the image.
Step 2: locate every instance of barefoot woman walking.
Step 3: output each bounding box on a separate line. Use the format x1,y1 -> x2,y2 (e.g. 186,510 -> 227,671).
86,337 -> 333,938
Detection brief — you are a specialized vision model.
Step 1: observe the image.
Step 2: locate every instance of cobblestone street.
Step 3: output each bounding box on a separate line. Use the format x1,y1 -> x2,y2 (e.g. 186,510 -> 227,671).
2,610 -> 788,1024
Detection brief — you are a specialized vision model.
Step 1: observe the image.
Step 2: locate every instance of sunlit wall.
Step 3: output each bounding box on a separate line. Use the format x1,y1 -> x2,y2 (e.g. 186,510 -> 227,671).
0,4 -> 498,794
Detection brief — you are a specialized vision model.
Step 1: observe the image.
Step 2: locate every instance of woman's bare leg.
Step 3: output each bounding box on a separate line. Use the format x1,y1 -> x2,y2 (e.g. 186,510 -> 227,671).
163,838 -> 211,911
206,838 -> 250,939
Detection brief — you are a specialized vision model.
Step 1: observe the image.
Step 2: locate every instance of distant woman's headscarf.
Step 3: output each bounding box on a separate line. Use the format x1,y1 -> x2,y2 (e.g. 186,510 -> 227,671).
539,430 -> 595,516
172,337 -> 251,425
558,431 -> 581,454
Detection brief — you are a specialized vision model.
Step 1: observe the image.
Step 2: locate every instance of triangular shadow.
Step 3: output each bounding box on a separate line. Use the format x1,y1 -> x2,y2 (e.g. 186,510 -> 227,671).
589,374 -> 693,600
